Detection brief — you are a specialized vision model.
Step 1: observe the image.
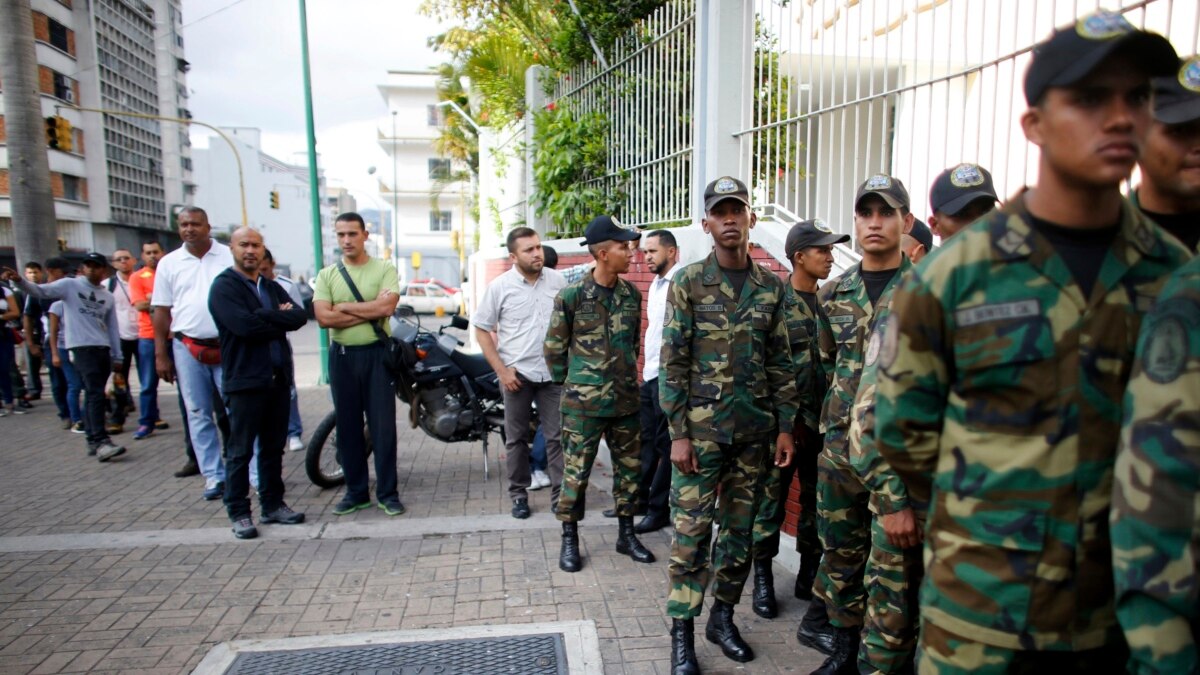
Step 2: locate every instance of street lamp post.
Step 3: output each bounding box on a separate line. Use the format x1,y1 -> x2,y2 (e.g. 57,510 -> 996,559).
298,0 -> 329,384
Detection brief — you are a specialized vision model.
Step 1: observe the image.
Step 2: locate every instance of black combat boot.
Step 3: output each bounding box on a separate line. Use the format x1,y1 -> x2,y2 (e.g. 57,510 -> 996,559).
795,598 -> 836,655
751,558 -> 777,618
704,599 -> 754,663
809,626 -> 860,675
616,516 -> 656,563
670,618 -> 700,675
559,522 -> 582,572
794,552 -> 820,600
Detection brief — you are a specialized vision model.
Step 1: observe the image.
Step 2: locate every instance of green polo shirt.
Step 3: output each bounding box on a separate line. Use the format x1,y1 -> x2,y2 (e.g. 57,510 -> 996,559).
313,257 -> 400,346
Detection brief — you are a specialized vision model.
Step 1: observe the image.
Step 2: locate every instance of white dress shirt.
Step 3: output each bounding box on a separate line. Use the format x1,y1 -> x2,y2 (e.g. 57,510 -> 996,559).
642,263 -> 679,382
472,266 -> 566,383
152,240 -> 233,339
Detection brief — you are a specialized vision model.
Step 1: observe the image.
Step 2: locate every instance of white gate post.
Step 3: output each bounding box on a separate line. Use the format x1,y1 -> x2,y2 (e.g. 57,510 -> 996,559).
525,64 -> 550,237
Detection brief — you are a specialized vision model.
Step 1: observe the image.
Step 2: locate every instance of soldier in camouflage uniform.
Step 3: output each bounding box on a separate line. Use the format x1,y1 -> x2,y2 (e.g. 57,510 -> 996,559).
544,215 -> 653,573
662,176 -> 799,675
873,13 -> 1186,673
849,164 -> 999,675
750,219 -> 846,624
1111,56 -> 1200,675
808,174 -> 914,675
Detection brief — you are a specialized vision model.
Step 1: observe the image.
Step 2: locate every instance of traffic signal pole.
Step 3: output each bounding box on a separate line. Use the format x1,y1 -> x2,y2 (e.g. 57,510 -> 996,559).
298,0 -> 329,384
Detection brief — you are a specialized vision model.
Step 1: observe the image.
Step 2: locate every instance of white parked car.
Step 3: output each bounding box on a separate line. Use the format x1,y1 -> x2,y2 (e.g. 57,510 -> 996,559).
397,281 -> 462,315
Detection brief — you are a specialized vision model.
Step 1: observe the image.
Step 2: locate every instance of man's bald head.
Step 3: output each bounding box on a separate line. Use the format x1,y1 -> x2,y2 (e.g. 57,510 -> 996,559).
231,227 -> 265,276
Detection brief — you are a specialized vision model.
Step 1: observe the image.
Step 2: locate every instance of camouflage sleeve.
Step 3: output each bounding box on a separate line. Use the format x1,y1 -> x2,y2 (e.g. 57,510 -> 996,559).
815,296 -> 836,433
850,354 -> 910,515
874,271 -> 950,512
543,288 -> 573,385
632,285 -> 643,364
1112,291 -> 1200,675
659,276 -> 693,440
767,296 -> 799,435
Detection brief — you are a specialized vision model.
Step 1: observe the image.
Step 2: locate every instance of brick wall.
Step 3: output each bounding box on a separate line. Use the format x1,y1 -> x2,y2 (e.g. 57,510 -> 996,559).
32,12 -> 49,43
37,66 -> 54,96
480,241 -> 807,537
0,169 -> 8,196
49,172 -> 63,199
0,116 -> 6,143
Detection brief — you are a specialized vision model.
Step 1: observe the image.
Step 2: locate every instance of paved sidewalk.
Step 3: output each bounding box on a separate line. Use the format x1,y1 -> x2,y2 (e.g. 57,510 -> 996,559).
0,328 -> 826,674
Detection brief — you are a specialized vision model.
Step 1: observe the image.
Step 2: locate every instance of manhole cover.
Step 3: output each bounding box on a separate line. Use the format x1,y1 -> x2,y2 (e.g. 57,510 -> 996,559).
223,633 -> 568,675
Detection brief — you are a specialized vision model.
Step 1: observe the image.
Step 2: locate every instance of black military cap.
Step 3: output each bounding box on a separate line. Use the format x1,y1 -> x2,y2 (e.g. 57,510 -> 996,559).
1153,55 -> 1200,125
82,252 -> 109,267
785,219 -> 850,261
929,163 -> 999,216
1023,10 -> 1178,106
908,219 -> 934,252
581,215 -> 640,246
703,176 -> 751,212
855,174 -> 910,210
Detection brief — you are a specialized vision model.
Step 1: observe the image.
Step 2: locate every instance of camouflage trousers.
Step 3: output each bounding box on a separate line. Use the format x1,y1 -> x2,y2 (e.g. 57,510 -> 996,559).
813,451 -> 871,628
667,438 -> 772,619
860,515 -> 924,674
918,622 -> 1129,675
555,412 -> 640,523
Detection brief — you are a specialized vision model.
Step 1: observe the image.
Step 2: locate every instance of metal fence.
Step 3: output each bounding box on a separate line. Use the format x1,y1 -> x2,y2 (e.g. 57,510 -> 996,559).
739,0 -> 1200,236
547,0 -> 696,229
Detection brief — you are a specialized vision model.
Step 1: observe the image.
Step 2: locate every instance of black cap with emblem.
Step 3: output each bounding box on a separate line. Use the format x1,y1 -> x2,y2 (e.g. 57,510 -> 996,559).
703,176 -> 751,212
82,252 -> 109,267
785,219 -> 850,260
855,174 -> 910,210
1152,55 -> 1200,125
1023,10 -> 1178,106
929,163 -> 999,216
581,215 -> 641,246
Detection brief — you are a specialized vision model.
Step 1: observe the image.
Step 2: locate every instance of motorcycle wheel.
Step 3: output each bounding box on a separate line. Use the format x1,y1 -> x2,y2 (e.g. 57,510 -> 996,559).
305,411 -> 373,489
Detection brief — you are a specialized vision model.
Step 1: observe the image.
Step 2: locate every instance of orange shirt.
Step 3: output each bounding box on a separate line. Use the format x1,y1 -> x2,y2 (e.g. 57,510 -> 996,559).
129,267 -> 156,339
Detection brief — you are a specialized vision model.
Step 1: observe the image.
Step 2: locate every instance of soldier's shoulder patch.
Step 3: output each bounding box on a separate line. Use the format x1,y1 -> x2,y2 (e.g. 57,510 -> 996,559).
879,319 -> 900,370
1142,313 -> 1188,384
864,330 -> 882,367
954,299 -> 1039,327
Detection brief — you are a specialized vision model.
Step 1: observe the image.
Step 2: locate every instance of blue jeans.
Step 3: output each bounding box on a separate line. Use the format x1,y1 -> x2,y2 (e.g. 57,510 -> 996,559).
288,385 -> 302,438
60,350 -> 83,423
173,339 -> 226,482
136,338 -> 159,427
530,427 -> 547,472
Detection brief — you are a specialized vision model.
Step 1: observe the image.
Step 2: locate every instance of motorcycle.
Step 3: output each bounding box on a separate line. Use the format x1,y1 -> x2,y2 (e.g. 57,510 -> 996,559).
305,309 -> 523,488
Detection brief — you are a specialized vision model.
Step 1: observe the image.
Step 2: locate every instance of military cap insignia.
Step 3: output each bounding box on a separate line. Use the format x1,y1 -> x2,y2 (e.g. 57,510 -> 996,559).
714,177 -> 738,194
950,164 -> 984,188
813,218 -> 832,233
1075,11 -> 1133,40
1142,314 -> 1187,383
865,174 -> 892,190
1180,56 -> 1200,93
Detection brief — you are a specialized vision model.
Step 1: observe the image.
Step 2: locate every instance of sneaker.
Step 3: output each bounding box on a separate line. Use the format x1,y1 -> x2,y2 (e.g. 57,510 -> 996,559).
511,498 -> 531,519
17,399 -> 33,410
87,445 -> 97,456
71,422 -> 85,434
231,516 -> 258,539
0,408 -> 8,418
261,504 -> 306,525
154,419 -> 170,430
332,497 -> 372,515
528,471 -> 545,491
96,442 -> 126,462
61,418 -> 73,430
173,458 -> 200,478
203,479 -> 226,501
10,406 -> 26,415
287,436 -> 305,452
533,470 -> 552,489
378,499 -> 406,517
105,422 -> 124,434
132,425 -> 154,440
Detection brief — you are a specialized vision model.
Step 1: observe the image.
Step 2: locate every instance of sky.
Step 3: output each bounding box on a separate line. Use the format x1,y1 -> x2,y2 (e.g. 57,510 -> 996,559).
182,0 -> 446,209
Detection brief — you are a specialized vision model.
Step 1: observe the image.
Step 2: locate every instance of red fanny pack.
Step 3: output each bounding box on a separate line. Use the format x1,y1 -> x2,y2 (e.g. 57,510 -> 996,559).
181,336 -> 221,365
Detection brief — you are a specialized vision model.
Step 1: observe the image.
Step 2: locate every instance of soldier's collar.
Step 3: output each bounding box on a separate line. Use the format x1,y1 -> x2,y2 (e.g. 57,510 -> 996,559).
996,192 -> 1167,262
699,251 -> 766,287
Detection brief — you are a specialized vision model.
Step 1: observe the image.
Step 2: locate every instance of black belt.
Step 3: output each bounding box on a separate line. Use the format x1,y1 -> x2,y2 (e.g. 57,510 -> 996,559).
334,342 -> 383,353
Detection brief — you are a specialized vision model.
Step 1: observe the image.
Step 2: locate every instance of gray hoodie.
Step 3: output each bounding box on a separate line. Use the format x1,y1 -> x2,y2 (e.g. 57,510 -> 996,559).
18,277 -> 122,362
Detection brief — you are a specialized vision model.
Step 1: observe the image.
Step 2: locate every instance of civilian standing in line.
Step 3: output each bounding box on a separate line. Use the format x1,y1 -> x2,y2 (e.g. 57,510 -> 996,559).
209,227 -> 308,539
0,283 -> 20,416
128,241 -> 166,440
31,259 -> 71,426
260,248 -> 306,452
48,299 -> 84,431
313,212 -> 404,516
473,227 -> 566,520
629,229 -> 679,533
21,262 -> 45,401
153,207 -> 233,500
105,248 -> 140,434
6,254 -> 126,460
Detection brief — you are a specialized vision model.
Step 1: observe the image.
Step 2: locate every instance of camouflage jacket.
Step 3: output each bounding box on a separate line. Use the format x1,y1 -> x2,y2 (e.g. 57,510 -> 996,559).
1112,253 -> 1200,675
874,195 -> 1191,650
544,269 -> 641,417
783,284 -> 825,433
848,311 -> 912,516
817,257 -> 912,464
659,252 -> 800,444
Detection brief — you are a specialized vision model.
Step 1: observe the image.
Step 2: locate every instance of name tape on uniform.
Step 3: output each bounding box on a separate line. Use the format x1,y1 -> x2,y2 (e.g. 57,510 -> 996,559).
954,299 -> 1040,327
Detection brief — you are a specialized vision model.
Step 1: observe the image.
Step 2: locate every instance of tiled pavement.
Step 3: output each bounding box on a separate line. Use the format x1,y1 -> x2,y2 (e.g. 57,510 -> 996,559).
0,323 -> 826,674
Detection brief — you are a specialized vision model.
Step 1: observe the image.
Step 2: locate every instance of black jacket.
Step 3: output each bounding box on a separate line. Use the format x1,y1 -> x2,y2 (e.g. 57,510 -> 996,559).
208,268 -> 307,393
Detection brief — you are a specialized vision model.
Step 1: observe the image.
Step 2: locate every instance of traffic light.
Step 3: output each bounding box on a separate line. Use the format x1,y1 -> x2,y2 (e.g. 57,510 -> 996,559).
45,116 -> 73,152
269,191 -> 280,209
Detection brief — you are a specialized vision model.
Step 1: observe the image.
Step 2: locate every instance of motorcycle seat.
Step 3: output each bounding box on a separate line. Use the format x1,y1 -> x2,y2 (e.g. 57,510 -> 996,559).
450,349 -> 495,380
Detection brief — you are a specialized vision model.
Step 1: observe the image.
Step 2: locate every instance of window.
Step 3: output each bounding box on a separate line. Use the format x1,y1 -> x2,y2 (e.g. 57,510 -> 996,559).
52,71 -> 75,102
48,19 -> 70,53
427,104 -> 443,126
427,158 -> 451,180
407,286 -> 426,297
429,210 -> 452,232
180,156 -> 192,171
61,175 -> 82,201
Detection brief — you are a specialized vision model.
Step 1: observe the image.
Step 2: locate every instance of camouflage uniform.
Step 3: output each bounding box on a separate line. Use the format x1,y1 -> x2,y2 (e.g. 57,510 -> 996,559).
544,269 -> 642,523
873,196 -> 1191,670
752,284 -> 822,561
660,252 -> 800,619
1112,253 -> 1200,675
814,256 -> 912,629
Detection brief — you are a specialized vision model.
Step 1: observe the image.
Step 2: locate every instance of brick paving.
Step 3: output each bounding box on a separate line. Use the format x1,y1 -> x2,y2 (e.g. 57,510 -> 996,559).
0,323 -> 826,674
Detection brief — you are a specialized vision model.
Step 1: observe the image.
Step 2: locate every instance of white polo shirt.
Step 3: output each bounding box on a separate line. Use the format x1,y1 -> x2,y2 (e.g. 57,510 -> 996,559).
152,240 -> 233,339
472,266 -> 566,383
642,263 -> 679,382
109,273 -> 139,341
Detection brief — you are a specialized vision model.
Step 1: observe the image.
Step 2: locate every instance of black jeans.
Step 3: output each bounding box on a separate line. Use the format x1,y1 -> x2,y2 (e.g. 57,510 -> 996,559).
108,339 -> 137,424
70,346 -> 112,449
25,343 -> 43,395
638,378 -> 672,519
330,342 -> 398,503
223,372 -> 290,520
